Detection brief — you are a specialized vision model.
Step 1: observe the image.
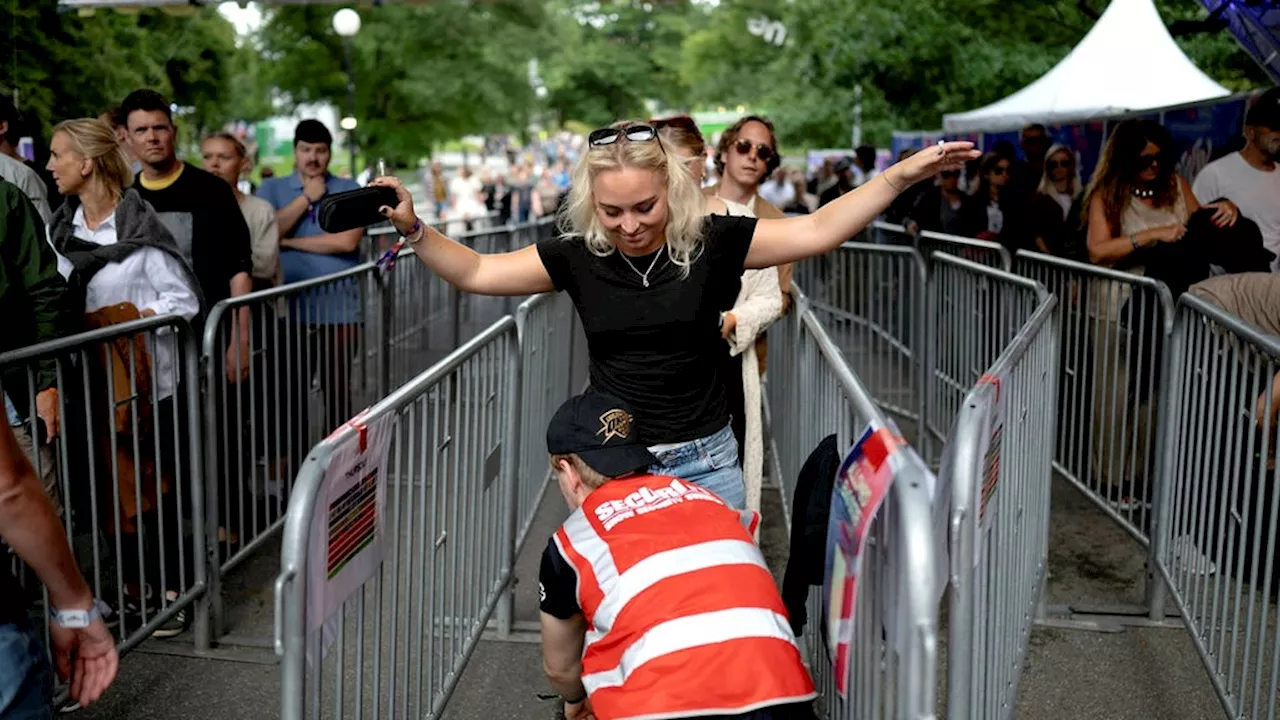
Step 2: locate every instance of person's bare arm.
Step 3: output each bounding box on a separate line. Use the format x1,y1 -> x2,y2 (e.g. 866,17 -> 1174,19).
0,424 -> 86,608
275,194 -> 311,238
752,197 -> 794,312
371,176 -> 554,296
226,272 -> 253,384
1085,195 -> 1184,265
746,142 -> 977,269
541,611 -> 589,712
281,228 -> 364,255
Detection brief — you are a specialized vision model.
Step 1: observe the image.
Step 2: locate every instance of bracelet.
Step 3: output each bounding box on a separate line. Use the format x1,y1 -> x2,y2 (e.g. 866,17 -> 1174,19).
1130,233 -> 1140,250
561,692 -> 588,705
405,219 -> 425,245
882,170 -> 907,193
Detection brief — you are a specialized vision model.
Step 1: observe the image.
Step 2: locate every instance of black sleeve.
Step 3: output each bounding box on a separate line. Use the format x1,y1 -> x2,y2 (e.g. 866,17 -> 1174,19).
536,237 -> 576,293
539,537 -> 581,620
214,175 -> 253,283
706,214 -> 758,276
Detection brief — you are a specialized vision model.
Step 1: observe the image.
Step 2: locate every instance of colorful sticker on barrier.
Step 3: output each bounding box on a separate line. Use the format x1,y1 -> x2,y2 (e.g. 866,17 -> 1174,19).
824,424 -> 899,698
306,411 -> 394,660
974,373 -> 1006,564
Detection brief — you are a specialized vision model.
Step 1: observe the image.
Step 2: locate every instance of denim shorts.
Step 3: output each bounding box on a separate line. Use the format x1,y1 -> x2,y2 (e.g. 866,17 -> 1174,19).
0,621 -> 53,720
648,424 -> 746,509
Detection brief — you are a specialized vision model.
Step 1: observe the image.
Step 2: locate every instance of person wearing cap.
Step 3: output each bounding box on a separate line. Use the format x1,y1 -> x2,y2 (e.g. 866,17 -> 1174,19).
538,392 -> 816,720
1193,87 -> 1280,270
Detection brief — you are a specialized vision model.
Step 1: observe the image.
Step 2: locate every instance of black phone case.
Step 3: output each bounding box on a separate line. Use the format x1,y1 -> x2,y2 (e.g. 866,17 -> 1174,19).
316,186 -> 399,234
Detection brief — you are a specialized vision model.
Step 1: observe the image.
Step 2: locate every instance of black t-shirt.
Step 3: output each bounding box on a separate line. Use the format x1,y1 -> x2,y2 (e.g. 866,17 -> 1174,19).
536,214 -> 757,445
134,162 -> 252,310
539,537 -> 580,620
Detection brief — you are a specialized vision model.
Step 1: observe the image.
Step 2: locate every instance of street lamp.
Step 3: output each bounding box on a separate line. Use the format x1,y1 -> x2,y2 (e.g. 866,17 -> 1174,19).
332,8 -> 361,178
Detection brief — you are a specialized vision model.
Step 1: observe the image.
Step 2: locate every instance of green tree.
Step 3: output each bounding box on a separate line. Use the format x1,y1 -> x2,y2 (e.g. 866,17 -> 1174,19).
676,0 -> 1270,148
256,1 -> 545,165
537,0 -> 708,126
3,3 -> 239,140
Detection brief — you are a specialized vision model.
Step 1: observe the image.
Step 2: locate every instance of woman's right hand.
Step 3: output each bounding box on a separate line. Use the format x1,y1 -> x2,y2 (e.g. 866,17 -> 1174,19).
369,176 -> 419,235
1142,224 -> 1186,245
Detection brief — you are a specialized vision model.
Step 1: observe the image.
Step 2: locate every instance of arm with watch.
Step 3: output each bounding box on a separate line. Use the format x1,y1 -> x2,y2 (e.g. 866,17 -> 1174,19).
541,611 -> 594,720
0,423 -> 117,707
1085,194 -> 1186,266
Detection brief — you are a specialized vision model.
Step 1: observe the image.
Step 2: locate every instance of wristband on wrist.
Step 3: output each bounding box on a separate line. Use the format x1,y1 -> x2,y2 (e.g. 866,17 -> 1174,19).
1130,233 -> 1140,250
561,692 -> 587,705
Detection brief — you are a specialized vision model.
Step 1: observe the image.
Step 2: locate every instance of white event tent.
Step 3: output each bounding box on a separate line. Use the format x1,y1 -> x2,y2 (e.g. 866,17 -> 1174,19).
942,0 -> 1230,133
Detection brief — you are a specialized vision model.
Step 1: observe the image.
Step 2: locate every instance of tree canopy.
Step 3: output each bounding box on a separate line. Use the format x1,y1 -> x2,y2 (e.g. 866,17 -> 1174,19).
1,0 -> 1269,158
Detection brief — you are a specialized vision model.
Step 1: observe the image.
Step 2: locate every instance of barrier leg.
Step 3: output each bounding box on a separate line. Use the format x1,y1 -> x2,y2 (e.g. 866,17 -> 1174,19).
496,333 -> 523,638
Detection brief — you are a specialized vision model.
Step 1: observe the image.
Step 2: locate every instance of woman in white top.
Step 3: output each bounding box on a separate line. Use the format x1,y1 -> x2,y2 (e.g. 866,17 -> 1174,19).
201,132 -> 280,291
45,117 -> 201,637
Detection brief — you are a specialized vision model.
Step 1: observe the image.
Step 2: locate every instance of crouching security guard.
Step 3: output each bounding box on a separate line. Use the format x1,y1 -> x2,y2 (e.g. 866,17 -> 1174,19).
538,392 -> 816,720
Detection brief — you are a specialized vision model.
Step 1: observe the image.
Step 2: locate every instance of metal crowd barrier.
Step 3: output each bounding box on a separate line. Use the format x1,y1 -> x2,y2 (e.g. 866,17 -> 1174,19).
1013,250 -> 1174,545
795,242 -> 929,454
927,254 -> 1046,461
1,314 -> 208,653
276,317 -> 522,720
869,221 -> 1012,272
512,292 -> 587,553
766,285 -> 939,720
202,218 -> 554,640
919,231 -> 1012,271
943,288 -> 1059,719
1153,293 -> 1280,720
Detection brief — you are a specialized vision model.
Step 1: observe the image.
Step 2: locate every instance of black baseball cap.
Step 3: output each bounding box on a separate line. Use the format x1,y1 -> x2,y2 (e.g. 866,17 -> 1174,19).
1246,88 -> 1280,130
546,393 -> 656,478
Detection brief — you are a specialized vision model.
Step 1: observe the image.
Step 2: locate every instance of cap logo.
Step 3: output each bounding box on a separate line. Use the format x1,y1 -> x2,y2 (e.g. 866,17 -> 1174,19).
596,409 -> 632,445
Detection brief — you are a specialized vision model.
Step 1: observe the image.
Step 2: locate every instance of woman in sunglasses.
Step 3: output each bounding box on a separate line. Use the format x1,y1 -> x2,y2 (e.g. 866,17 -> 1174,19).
964,152 -> 1026,248
1029,144 -> 1084,257
370,124 -> 975,507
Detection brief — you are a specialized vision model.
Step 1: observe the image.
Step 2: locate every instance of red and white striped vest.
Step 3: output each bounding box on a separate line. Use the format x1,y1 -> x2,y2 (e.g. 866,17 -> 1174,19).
553,474 -> 816,720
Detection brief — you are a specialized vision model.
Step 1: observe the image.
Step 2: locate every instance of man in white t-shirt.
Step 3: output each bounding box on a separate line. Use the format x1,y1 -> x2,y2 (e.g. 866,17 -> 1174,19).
1193,87 -> 1280,271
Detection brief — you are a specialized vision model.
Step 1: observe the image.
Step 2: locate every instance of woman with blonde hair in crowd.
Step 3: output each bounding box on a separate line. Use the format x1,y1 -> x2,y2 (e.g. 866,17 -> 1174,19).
654,114 -> 782,517
1029,143 -> 1084,257
371,123 -> 974,508
202,132 -> 279,291
45,117 -> 201,638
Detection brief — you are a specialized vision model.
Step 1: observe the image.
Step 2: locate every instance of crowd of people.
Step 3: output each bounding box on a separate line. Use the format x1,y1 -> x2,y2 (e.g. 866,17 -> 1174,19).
4,74 -> 1279,717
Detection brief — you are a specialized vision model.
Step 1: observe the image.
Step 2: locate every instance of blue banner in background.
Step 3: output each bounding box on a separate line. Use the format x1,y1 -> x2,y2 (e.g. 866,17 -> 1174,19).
1164,98 -> 1247,184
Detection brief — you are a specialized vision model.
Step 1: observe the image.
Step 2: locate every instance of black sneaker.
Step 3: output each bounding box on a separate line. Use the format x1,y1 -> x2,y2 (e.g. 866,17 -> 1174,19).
150,591 -> 188,639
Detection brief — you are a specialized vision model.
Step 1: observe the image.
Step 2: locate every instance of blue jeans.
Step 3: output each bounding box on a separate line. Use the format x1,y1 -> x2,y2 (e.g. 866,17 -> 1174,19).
0,622 -> 52,720
648,424 -> 746,509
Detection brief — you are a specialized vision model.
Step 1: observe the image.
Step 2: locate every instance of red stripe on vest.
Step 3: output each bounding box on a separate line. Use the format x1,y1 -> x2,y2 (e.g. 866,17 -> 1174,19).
555,527 -> 605,620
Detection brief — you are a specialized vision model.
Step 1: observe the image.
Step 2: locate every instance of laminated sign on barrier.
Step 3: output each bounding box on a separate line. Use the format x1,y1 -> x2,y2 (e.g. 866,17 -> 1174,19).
975,373 -> 1006,564
824,424 -> 899,697
306,409 -> 394,659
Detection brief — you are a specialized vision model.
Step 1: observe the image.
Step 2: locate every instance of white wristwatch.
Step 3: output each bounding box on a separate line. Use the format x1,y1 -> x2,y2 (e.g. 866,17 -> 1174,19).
50,600 -> 109,629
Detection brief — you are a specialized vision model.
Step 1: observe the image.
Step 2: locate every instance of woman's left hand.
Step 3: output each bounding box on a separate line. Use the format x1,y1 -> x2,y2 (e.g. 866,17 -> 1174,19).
1206,200 -> 1239,228
894,141 -> 981,187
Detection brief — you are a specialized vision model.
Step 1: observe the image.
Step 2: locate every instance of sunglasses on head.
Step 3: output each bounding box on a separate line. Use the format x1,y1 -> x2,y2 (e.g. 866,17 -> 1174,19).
589,125 -> 659,147
1046,159 -> 1075,170
733,138 -> 775,163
